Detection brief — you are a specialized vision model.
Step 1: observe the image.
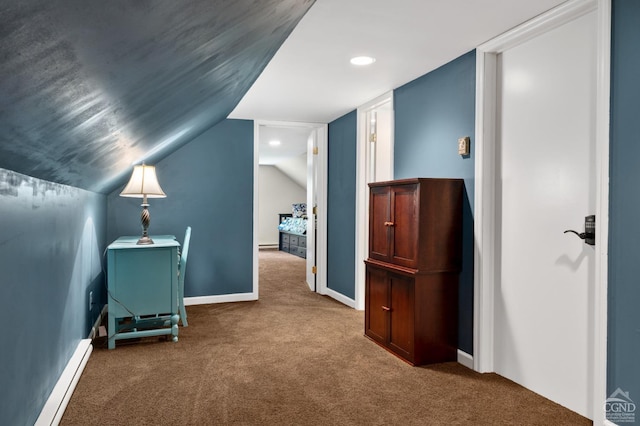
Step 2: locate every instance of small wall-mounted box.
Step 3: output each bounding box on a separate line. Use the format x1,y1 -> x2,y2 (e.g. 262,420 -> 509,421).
458,136 -> 470,156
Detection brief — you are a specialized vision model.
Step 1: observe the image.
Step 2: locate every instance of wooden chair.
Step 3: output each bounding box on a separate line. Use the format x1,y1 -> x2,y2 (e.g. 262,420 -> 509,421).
178,226 -> 191,326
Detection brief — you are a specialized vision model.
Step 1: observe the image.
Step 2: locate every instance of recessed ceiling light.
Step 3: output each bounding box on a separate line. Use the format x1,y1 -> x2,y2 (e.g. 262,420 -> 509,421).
350,56 -> 376,66
269,140 -> 281,146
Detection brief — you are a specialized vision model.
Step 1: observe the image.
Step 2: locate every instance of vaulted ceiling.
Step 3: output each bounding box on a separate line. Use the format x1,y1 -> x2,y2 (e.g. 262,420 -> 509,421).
0,0 -> 314,193
0,0 -> 568,194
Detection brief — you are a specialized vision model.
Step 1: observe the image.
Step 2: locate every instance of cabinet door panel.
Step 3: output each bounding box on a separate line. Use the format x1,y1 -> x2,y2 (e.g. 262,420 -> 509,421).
388,273 -> 414,360
391,184 -> 419,268
369,186 -> 390,262
109,247 -> 176,317
365,266 -> 388,344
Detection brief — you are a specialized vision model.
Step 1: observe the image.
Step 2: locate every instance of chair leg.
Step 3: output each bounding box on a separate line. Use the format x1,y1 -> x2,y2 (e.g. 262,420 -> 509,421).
180,300 -> 188,327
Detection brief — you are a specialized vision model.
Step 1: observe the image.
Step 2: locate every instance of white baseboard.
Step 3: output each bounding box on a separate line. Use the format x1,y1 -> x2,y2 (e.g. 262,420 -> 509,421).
457,350 -> 474,369
35,339 -> 93,426
185,289 -> 356,309
324,287 -> 356,308
184,292 -> 258,306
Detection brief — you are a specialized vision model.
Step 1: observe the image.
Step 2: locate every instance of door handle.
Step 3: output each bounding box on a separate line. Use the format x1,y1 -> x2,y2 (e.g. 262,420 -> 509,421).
383,221 -> 394,227
564,215 -> 595,246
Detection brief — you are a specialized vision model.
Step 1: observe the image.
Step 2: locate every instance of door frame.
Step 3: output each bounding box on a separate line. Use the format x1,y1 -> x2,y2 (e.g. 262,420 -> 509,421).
355,91 -> 394,310
253,120 -> 328,296
473,0 -> 610,422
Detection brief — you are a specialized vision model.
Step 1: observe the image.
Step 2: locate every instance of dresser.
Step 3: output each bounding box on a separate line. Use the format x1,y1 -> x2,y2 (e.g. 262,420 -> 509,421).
279,231 -> 307,258
365,178 -> 463,365
106,235 -> 180,349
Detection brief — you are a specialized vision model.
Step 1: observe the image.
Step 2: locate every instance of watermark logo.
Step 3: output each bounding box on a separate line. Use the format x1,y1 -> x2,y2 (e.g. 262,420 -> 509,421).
605,388 -> 636,423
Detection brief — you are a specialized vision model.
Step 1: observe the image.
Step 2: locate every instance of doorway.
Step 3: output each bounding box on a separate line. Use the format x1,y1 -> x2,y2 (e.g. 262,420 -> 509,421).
253,120 -> 328,296
355,92 -> 394,310
474,0 -> 610,422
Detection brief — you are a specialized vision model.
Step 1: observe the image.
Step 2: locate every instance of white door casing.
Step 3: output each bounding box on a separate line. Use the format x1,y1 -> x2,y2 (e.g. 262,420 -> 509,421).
474,0 -> 609,422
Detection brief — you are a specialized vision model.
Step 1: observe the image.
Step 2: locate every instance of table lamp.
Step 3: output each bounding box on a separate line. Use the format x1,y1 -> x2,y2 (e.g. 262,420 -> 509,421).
120,164 -> 166,245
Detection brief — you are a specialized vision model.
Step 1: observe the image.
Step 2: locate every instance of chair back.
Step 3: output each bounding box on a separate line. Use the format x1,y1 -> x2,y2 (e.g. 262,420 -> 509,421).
180,226 -> 192,276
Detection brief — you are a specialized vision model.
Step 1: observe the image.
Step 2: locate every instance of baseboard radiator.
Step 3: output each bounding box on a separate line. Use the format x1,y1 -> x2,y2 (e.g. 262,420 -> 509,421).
35,304 -> 106,425
34,339 -> 92,425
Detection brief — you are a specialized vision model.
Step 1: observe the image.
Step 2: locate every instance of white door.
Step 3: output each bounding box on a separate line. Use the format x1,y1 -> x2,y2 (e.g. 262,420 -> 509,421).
494,11 -> 596,418
304,123 -> 328,294
306,130 -> 317,291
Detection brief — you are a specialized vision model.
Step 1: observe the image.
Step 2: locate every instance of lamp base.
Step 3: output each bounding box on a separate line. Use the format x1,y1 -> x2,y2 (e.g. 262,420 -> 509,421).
137,235 -> 154,245
136,203 -> 154,245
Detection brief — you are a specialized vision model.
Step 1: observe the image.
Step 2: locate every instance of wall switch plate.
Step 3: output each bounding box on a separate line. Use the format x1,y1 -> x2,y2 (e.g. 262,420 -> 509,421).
458,136 -> 470,156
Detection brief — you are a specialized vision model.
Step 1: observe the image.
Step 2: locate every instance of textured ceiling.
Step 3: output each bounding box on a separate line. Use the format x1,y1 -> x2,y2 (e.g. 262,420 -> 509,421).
0,0 -> 314,193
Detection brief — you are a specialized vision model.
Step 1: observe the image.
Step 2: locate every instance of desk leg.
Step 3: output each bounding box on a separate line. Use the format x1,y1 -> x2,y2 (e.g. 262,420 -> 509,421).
108,311 -> 116,349
171,314 -> 179,342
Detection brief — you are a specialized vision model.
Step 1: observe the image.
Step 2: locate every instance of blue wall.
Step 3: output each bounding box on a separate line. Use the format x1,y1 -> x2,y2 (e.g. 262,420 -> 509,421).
393,50 -> 476,354
107,119 -> 254,297
0,169 -> 106,425
608,0 -> 640,404
327,110 -> 358,299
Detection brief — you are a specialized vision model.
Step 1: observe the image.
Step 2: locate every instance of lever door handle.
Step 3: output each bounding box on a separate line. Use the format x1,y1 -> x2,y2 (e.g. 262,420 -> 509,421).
381,306 -> 391,312
564,229 -> 586,239
383,221 -> 394,227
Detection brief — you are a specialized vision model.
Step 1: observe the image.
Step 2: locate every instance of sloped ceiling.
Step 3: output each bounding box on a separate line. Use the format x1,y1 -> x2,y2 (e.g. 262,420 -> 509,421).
0,0 -> 314,193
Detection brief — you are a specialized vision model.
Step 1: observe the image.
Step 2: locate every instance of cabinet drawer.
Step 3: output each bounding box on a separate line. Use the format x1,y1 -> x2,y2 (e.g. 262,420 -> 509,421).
290,235 -> 299,246
281,233 -> 290,244
298,236 -> 307,247
297,247 -> 306,258
281,242 -> 290,252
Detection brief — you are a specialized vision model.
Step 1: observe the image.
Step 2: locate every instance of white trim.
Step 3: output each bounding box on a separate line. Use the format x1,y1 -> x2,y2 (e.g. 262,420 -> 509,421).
473,42 -> 497,374
355,91 -> 394,311
457,350 -> 474,370
603,420 -> 618,426
480,0 -> 598,53
593,1 -> 611,424
35,339 -> 92,426
184,292 -> 257,305
474,0 -> 609,422
325,288 -> 356,309
253,120 -> 261,303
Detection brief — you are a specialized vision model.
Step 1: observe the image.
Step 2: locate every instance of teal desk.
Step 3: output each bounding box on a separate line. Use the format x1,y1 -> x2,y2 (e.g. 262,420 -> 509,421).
107,235 -> 180,349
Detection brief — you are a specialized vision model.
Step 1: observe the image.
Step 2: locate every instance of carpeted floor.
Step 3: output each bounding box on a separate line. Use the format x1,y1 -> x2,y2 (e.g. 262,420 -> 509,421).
61,249 -> 590,425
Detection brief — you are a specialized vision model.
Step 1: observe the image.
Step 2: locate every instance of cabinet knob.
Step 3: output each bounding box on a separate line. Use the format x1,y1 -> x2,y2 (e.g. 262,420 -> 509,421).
383,221 -> 395,227
381,305 -> 391,312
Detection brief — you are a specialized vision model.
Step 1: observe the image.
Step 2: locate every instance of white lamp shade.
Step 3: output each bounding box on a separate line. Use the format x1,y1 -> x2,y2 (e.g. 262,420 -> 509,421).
120,164 -> 167,198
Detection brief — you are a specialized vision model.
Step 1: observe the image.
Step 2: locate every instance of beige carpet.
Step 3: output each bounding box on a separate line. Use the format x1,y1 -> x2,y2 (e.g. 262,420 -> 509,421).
61,249 -> 590,425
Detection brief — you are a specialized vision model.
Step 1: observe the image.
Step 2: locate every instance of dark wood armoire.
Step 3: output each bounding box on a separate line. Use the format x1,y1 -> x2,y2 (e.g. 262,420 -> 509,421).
364,178 -> 463,365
